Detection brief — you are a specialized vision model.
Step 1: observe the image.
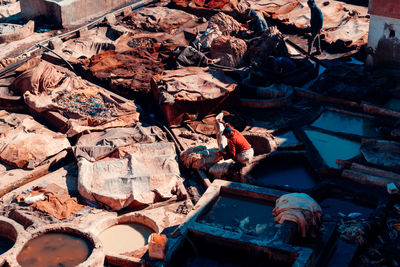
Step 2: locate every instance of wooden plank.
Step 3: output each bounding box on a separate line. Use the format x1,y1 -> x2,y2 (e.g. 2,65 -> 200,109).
341,169 -> 398,188
337,160 -> 400,180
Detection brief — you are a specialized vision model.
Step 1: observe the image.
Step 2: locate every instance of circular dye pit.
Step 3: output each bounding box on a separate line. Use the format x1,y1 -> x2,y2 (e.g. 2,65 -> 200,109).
98,223 -> 154,254
17,233 -> 93,267
0,236 -> 14,255
0,219 -> 18,256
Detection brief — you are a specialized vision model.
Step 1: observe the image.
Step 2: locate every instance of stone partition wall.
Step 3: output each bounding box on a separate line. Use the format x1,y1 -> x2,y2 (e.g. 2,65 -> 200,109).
20,0 -> 140,28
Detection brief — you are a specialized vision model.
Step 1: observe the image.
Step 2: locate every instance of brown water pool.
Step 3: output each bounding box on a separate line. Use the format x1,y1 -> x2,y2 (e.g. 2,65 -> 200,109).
17,233 -> 92,267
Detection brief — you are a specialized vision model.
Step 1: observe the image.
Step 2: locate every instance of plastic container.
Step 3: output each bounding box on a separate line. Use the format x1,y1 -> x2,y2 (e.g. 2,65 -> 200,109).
148,233 -> 167,260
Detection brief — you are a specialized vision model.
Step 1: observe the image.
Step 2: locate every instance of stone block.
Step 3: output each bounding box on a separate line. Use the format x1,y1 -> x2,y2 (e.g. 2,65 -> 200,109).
20,0 -> 140,28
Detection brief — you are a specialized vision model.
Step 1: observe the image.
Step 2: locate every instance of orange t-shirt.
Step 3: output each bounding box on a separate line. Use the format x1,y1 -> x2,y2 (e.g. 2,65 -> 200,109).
226,125 -> 251,158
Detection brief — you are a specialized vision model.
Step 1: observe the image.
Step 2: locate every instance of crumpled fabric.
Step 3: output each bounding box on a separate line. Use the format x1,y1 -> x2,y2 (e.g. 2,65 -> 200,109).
180,145 -> 223,170
273,193 -> 322,238
17,183 -> 85,220
77,142 -> 180,210
172,0 -> 249,15
246,27 -> 289,69
0,111 -> 70,169
152,67 -> 237,103
211,35 -> 247,67
209,160 -> 234,179
11,61 -> 140,136
171,46 -> 208,68
198,12 -> 246,49
73,124 -> 167,161
122,6 -> 199,34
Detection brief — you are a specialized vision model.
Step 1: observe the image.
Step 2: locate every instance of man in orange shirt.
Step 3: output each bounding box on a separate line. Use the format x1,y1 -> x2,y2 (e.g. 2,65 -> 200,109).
221,124 -> 254,165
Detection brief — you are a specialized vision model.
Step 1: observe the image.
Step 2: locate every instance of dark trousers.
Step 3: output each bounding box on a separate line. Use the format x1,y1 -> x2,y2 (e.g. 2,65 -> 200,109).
308,31 -> 321,55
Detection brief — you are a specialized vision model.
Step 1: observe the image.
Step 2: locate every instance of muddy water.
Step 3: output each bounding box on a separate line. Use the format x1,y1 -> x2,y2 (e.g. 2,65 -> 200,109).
98,223 -> 154,254
0,236 -> 14,255
199,194 -> 276,239
312,110 -> 378,137
305,130 -> 360,168
251,161 -> 316,190
17,233 -> 92,267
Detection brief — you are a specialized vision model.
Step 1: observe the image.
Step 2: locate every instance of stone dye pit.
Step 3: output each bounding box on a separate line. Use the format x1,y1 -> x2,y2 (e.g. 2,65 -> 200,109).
0,217 -> 25,260
165,180 -> 313,267
16,233 -> 93,267
177,235 -> 297,267
311,110 -> 379,137
0,236 -> 14,255
304,130 -> 361,168
98,223 -> 154,254
198,193 -> 276,239
249,154 -> 317,190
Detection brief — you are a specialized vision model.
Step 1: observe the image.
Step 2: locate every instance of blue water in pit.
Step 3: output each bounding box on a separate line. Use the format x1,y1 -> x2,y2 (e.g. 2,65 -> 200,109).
0,236 -> 14,255
199,194 -> 276,240
312,110 -> 379,137
305,130 -> 361,168
251,161 -> 316,190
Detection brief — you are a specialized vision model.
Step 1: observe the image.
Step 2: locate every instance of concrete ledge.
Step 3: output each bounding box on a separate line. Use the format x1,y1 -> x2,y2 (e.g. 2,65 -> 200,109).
20,0 -> 140,28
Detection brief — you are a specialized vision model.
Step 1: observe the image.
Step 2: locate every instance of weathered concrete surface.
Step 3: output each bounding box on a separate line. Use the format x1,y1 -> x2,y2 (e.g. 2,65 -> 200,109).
0,21 -> 34,44
20,0 -> 142,28
0,1 -> 21,20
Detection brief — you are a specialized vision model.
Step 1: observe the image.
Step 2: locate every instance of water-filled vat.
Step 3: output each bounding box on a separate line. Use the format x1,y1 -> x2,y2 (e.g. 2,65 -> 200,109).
98,223 -> 154,254
198,193 -> 276,239
172,232 -> 299,267
0,236 -> 14,255
311,110 -> 379,137
304,130 -> 361,168
249,154 -> 316,190
17,232 -> 93,267
0,219 -> 19,256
